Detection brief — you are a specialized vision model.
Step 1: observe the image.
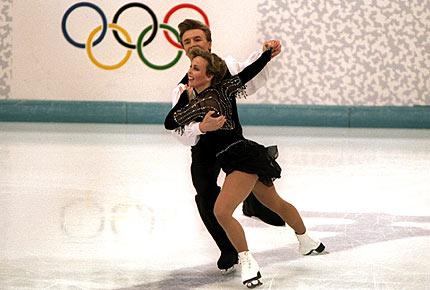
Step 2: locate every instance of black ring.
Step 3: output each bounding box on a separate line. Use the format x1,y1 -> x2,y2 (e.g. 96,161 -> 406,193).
112,2 -> 158,49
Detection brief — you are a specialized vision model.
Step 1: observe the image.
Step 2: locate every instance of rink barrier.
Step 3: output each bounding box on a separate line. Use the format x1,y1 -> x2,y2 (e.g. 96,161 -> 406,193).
0,100 -> 429,128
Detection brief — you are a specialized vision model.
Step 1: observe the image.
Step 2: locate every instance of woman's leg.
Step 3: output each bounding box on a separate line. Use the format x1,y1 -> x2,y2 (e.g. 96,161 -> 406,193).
252,181 -> 306,235
214,171 -> 258,252
252,181 -> 325,255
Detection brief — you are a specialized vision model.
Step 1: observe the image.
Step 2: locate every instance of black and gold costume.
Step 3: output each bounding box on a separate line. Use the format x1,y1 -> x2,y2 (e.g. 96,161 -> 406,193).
165,49 -> 281,186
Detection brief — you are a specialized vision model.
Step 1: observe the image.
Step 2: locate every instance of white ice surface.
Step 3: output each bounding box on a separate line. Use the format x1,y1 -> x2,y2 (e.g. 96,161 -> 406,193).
1,123 -> 429,289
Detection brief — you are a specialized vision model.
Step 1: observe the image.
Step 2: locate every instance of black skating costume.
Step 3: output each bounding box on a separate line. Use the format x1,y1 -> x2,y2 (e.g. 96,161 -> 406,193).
165,49 -> 281,186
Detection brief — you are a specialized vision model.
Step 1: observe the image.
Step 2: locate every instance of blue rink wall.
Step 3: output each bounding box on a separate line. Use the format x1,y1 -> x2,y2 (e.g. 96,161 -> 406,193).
0,100 -> 429,129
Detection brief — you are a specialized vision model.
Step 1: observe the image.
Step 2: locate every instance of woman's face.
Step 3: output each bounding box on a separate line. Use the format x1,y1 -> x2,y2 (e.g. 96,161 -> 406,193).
188,56 -> 212,92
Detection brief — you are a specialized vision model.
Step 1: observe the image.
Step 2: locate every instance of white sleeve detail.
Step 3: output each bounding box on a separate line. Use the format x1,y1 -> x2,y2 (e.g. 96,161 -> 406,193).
171,84 -> 186,105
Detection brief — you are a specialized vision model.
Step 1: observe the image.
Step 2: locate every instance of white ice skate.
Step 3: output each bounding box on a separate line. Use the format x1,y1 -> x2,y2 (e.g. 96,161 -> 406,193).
238,251 -> 262,288
296,231 -> 325,255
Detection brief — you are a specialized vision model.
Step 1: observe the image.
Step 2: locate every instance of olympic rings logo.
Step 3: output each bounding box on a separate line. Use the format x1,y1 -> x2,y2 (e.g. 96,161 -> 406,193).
61,2 -> 209,70
62,200 -> 155,239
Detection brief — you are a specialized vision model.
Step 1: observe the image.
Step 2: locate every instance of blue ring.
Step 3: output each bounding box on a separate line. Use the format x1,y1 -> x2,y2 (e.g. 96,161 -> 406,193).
61,2 -> 108,49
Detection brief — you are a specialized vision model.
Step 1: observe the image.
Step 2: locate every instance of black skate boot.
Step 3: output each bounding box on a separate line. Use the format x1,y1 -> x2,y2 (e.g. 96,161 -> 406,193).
243,193 -> 285,226
218,251 -> 238,274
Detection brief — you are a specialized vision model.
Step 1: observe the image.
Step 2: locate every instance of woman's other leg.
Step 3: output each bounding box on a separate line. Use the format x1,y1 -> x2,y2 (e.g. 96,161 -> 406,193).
252,181 -> 306,235
214,171 -> 258,252
252,181 -> 325,255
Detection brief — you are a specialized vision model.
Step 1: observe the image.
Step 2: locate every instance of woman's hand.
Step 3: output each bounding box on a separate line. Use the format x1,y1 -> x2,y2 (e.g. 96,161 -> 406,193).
185,84 -> 196,100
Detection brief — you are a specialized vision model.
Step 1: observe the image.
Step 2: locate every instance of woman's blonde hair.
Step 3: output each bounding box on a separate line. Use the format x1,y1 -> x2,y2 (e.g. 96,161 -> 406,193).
189,48 -> 227,85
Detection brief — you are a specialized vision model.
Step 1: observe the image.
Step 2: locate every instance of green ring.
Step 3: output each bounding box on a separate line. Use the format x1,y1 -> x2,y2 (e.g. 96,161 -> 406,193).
137,23 -> 183,70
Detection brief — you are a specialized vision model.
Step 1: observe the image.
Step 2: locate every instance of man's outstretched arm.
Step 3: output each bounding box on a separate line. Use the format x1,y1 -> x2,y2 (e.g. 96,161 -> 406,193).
225,39 -> 282,95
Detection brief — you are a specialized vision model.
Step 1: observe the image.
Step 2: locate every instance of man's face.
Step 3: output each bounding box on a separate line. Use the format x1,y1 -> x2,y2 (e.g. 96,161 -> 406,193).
182,29 -> 212,59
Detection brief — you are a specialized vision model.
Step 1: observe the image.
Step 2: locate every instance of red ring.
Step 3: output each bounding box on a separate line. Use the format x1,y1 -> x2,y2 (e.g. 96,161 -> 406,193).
163,3 -> 210,49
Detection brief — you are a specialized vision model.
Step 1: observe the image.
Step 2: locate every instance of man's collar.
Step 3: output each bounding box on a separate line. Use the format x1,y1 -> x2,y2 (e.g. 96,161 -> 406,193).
179,74 -> 188,85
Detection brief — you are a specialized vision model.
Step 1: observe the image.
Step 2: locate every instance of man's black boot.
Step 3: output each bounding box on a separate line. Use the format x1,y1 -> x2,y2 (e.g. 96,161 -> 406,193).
217,250 -> 238,274
243,193 -> 285,226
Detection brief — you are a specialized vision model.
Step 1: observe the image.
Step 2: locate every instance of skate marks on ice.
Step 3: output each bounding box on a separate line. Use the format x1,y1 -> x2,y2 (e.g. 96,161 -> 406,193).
299,211 -> 430,253
0,258 -> 183,290
117,266 -> 238,290
237,210 -> 430,254
118,211 -> 430,290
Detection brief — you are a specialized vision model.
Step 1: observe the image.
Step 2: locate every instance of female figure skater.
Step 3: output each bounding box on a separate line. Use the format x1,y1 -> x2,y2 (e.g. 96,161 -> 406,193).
164,46 -> 325,288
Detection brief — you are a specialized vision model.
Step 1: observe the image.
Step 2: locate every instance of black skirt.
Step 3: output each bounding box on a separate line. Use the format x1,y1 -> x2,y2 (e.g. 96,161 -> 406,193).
216,139 -> 282,187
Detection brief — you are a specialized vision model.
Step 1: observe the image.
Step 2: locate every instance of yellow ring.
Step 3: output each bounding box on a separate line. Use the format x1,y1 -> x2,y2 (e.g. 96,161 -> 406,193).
86,23 -> 132,70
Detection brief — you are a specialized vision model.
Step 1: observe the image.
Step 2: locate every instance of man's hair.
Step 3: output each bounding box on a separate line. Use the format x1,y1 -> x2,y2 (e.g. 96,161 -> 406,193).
189,48 -> 227,86
178,19 -> 212,46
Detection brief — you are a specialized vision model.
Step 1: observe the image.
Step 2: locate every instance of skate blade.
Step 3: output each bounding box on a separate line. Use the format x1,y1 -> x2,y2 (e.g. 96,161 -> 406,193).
245,279 -> 262,288
243,271 -> 262,288
220,264 -> 236,275
306,243 -> 327,255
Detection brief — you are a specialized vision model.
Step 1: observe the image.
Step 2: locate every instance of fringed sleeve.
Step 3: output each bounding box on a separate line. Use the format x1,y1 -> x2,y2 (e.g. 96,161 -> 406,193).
222,48 -> 272,99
